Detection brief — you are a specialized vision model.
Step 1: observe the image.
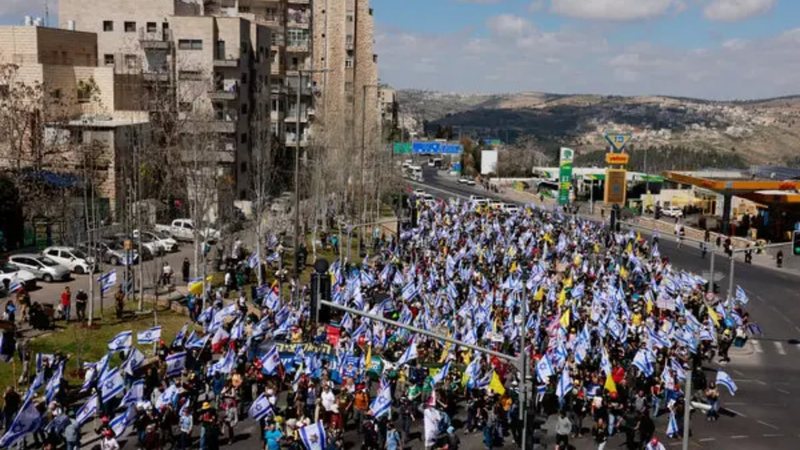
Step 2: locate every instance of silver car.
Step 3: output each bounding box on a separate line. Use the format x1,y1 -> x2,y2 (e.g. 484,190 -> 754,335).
8,254 -> 71,282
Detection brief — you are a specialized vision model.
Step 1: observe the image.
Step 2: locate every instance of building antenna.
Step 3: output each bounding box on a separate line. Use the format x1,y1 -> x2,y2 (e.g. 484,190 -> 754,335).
44,0 -> 49,27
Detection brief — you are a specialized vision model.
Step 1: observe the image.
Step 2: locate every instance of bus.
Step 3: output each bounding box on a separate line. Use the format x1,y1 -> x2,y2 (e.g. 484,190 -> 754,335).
405,165 -> 423,182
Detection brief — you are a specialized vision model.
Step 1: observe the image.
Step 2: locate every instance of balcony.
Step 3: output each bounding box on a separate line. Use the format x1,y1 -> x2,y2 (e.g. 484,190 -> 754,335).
285,133 -> 309,147
139,28 -> 172,50
208,80 -> 239,100
285,41 -> 309,53
287,0 -> 310,4
213,56 -> 239,68
208,119 -> 237,134
142,71 -> 170,82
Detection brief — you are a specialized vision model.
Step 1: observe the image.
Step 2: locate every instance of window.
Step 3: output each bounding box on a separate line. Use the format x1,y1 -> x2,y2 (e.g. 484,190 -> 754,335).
286,29 -> 309,48
178,39 -> 203,50
124,21 -> 136,32
345,57 -> 353,68
240,162 -> 247,173
125,54 -> 137,69
347,14 -> 354,22
103,20 -> 113,32
179,102 -> 192,112
104,54 -> 115,65
241,103 -> 249,115
146,22 -> 157,33
241,73 -> 248,84
51,89 -> 62,99
240,133 -> 248,144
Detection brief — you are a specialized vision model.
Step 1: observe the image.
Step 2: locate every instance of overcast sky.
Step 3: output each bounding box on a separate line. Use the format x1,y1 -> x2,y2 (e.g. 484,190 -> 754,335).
2,0 -> 797,100
372,0 -> 800,100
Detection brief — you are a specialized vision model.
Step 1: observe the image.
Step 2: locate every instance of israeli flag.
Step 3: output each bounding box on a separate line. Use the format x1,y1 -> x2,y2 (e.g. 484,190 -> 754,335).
137,326 -> 162,344
45,363 -> 64,403
556,367 -> 572,400
395,340 -> 418,367
369,380 -> 392,418
666,411 -> 679,437
230,319 -> 245,341
108,330 -> 133,352
431,361 -> 451,386
100,367 -> 124,403
716,370 -> 738,396
123,348 -> 146,376
536,356 -> 554,382
80,364 -> 96,393
109,406 -> 135,438
248,253 -> 260,269
35,353 -> 55,374
0,399 -> 42,448
172,323 -> 189,348
260,346 -> 281,375
156,384 -> 178,409
7,276 -> 22,293
401,281 -> 419,302
632,349 -> 654,378
98,270 -> 117,294
248,393 -> 274,421
299,421 -> 327,450
121,380 -> 144,407
24,371 -> 44,403
735,285 -> 749,305
75,393 -> 98,426
166,352 -> 187,378
208,349 -> 236,376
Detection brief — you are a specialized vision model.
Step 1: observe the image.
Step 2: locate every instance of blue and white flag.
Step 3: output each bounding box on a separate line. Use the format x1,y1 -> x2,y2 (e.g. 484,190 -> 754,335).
185,332 -> 209,349
98,270 -> 117,294
75,393 -> 98,426
401,281 -> 419,302
715,370 -> 737,396
45,363 -> 64,403
172,323 -> 189,348
248,393 -> 275,421
734,285 -> 749,305
24,371 -> 44,403
123,348 -> 146,376
248,253 -> 260,269
0,399 -> 42,448
556,367 -> 572,400
230,319 -> 245,341
536,356 -> 554,382
166,352 -> 187,378
7,276 -> 22,294
108,330 -> 132,352
35,353 -> 55,374
137,326 -> 162,345
260,346 -> 281,375
208,349 -> 236,376
666,411 -> 679,437
395,340 -> 418,367
100,367 -> 124,403
431,361 -> 451,386
369,379 -> 393,418
299,421 -> 327,450
121,380 -> 144,407
156,384 -> 178,409
632,349 -> 654,378
110,406 -> 135,438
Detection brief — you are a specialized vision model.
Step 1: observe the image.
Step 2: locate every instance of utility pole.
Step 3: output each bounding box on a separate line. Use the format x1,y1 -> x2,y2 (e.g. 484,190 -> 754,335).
682,360 -> 692,450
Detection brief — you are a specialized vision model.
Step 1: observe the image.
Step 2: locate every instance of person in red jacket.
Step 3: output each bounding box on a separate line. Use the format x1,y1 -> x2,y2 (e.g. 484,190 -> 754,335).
60,286 -> 71,322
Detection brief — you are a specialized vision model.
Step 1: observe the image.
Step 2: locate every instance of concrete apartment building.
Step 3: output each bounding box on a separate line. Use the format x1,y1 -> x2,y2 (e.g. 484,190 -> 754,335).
58,0 -> 273,213
0,25 -> 150,221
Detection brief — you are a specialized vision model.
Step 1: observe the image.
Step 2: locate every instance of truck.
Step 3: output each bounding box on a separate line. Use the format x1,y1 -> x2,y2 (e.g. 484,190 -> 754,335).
155,219 -> 221,243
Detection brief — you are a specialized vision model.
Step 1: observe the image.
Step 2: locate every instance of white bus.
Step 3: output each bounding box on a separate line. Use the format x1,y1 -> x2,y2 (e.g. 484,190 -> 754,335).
405,165 -> 424,182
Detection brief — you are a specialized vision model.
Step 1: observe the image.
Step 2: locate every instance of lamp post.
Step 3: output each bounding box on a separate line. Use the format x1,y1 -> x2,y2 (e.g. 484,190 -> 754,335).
293,68 -> 329,280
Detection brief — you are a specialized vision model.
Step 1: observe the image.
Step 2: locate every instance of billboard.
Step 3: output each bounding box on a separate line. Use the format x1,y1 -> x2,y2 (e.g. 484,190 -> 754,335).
558,147 -> 574,206
604,169 -> 627,205
605,152 -> 629,165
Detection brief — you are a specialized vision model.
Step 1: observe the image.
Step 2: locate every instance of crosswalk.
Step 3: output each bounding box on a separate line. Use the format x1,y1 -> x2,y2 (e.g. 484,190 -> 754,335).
735,339 -> 800,357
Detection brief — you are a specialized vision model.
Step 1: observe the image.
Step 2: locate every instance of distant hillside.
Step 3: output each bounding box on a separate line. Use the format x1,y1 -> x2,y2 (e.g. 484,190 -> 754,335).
398,90 -> 800,167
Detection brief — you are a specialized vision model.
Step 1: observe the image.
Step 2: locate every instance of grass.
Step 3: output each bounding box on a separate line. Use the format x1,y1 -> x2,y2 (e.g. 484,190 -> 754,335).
0,302 -> 196,390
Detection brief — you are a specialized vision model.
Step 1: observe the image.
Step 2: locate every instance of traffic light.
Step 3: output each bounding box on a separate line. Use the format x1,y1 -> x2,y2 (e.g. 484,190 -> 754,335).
793,230 -> 800,256
310,259 -> 331,325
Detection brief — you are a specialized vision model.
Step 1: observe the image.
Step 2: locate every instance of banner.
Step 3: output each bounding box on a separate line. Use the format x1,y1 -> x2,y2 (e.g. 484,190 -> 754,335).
558,147 -> 574,206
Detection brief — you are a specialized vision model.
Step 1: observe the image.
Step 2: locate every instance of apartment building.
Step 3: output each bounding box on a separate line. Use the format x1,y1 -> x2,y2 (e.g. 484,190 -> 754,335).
311,0 -> 380,161
0,25 -> 151,220
59,0 -> 273,210
379,85 -> 399,140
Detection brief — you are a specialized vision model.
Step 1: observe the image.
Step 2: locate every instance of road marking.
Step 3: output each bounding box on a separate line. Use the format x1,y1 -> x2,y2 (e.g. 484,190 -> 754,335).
758,420 -> 779,430
698,437 -> 716,442
774,341 -> 787,355
763,434 -> 784,438
733,369 -> 745,376
777,388 -> 790,394
752,340 -> 763,353
730,435 -> 749,439
725,408 -> 747,417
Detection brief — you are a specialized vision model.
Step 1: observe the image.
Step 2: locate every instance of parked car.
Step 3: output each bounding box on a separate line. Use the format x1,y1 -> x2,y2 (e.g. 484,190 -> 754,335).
42,246 -> 95,274
133,229 -> 179,253
111,233 -> 161,260
155,219 -> 220,243
8,254 -> 71,282
78,240 -> 139,266
0,262 -> 38,291
662,206 -> 684,218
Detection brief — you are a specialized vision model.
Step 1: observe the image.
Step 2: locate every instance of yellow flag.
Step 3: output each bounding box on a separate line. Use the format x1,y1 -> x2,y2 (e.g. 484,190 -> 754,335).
510,261 -> 518,273
604,373 -> 617,394
646,298 -> 654,315
619,266 -> 629,280
707,306 -> 721,327
625,242 -> 633,254
558,289 -> 567,307
559,309 -> 570,329
490,372 -> 506,396
364,344 -> 372,370
534,287 -> 544,301
636,232 -> 642,241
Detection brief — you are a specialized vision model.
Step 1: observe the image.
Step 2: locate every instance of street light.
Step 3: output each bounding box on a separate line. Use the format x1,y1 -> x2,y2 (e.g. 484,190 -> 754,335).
294,68 -> 329,281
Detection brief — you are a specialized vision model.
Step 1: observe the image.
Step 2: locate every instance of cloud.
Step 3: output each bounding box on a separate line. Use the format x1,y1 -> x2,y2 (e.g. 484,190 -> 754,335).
703,0 -> 775,21
375,20 -> 800,100
0,0 -> 43,23
550,0 -> 680,21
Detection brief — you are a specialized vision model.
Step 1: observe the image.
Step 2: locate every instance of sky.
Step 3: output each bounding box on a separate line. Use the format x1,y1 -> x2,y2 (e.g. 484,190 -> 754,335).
371,0 -> 800,100
1,1 -> 796,100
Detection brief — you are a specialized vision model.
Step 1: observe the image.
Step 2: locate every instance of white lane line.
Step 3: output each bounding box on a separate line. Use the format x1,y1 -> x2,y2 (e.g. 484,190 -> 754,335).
698,437 -> 716,442
777,388 -> 790,394
725,408 -> 747,418
774,341 -> 787,355
758,420 -> 780,430
730,435 -> 749,439
752,340 -> 764,353
755,379 -> 768,386
733,369 -> 745,376
763,434 -> 785,438
726,402 -> 747,406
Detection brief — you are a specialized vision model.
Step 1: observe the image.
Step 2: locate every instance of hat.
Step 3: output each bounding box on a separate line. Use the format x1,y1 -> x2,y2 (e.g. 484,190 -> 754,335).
202,402 -> 212,410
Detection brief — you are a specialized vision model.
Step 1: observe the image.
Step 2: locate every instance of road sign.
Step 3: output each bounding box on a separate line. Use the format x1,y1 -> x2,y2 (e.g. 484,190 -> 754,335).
604,131 -> 633,153
393,142 -> 412,154
558,147 -> 574,206
605,152 -> 630,165
604,169 -> 627,205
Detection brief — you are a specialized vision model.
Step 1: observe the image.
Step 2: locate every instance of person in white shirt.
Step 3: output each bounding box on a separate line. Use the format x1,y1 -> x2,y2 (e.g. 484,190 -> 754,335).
321,384 -> 339,414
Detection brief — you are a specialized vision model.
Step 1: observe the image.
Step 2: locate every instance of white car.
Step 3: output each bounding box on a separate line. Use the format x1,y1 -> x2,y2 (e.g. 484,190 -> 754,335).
155,219 -> 220,243
42,246 -> 95,274
134,230 -> 179,253
458,178 -> 469,184
8,254 -> 71,282
503,204 -> 521,214
662,206 -> 684,218
0,262 -> 38,291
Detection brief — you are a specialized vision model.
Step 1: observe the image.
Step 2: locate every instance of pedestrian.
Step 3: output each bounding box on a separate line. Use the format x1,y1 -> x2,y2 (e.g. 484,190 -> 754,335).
385,421 -> 402,450
17,288 -> 30,323
60,286 -> 71,321
3,386 -> 21,431
645,437 -> 667,450
182,257 -> 191,283
263,421 -> 282,450
63,409 -> 81,450
777,250 -> 784,268
162,262 -> 174,286
555,410 -> 572,450
177,406 -> 193,450
593,417 -> 608,450
115,286 -> 125,319
446,426 -> 460,450
100,429 -> 120,450
75,289 -> 88,322
705,382 -> 720,421
3,299 -> 15,324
